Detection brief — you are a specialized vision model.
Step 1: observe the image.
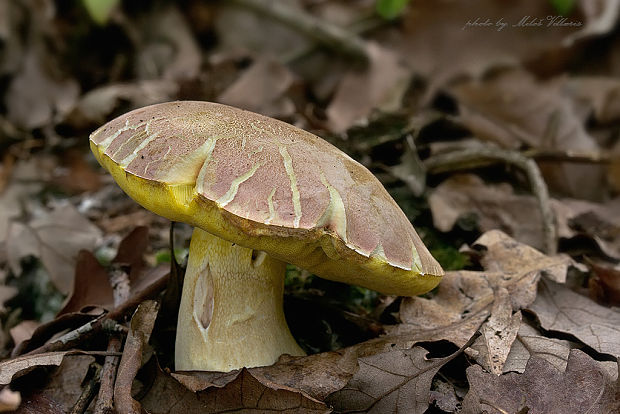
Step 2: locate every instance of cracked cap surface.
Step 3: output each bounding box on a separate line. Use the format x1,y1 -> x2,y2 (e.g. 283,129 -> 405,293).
90,101 -> 443,295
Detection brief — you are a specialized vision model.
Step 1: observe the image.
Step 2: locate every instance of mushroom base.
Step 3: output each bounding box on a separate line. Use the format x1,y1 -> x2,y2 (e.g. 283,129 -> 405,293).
175,228 -> 305,372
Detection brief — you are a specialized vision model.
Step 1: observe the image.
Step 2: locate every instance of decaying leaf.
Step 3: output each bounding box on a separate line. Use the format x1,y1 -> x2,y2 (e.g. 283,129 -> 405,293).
326,345 -> 463,414
6,202 -> 102,295
143,362 -> 329,414
478,290 -> 522,375
0,351 -> 70,386
528,279 -> 620,357
393,231 -> 570,348
462,349 -> 620,414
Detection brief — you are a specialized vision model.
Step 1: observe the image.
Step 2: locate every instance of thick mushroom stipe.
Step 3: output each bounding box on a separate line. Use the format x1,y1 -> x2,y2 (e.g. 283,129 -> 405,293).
90,101 -> 444,371
176,228 -> 303,371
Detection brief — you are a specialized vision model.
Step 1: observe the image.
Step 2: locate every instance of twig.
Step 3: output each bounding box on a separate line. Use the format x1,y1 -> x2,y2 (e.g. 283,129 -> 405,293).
231,0 -> 369,62
424,146 -> 557,255
69,362 -> 101,414
95,267 -> 132,414
524,148 -> 613,164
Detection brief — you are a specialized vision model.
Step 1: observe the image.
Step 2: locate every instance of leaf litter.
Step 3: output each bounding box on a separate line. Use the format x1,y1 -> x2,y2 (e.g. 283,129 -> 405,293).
1,0 -> 620,413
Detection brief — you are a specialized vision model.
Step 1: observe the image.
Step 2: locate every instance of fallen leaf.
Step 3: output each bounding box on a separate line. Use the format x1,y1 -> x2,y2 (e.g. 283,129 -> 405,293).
0,351 -> 69,386
449,69 -> 604,199
217,57 -> 296,118
429,174 -> 545,250
142,362 -> 329,414
326,345 -> 465,414
528,279 -> 620,357
6,202 -> 102,295
501,322 -> 575,374
327,42 -> 410,133
474,230 -> 570,285
462,349 -> 620,414
115,300 -> 159,414
57,250 -> 113,315
39,355 -> 94,411
393,231 -> 570,348
479,290 -> 522,375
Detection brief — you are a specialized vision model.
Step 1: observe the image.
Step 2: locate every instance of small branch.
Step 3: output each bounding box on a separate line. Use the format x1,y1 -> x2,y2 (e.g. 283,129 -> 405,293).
424,146 -> 557,255
69,362 -> 101,414
95,266 -> 132,414
524,148 -> 613,164
231,0 -> 369,62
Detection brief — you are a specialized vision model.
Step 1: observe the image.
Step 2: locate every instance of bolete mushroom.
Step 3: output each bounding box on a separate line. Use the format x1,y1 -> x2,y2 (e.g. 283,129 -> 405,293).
90,101 -> 444,372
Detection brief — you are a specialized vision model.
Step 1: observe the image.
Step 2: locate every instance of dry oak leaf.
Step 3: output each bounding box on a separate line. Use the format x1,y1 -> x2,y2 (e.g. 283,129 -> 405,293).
142,364 -> 329,414
325,345 -> 464,414
392,231 -> 571,347
0,351 -> 70,386
462,349 -> 620,414
527,279 -> 620,357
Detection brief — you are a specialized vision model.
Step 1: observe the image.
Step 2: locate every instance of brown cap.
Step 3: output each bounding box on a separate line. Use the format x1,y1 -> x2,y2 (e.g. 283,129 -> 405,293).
90,101 -> 443,295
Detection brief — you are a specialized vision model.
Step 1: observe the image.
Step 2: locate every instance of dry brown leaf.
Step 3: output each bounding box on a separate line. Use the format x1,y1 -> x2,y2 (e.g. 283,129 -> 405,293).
0,351 -> 69,386
394,231 -> 570,348
217,57 -> 296,118
449,69 -> 604,199
326,42 -> 410,133
325,345 -> 462,414
6,202 -> 102,295
478,290 -> 522,375
10,393 -> 64,414
528,279 -> 620,357
429,174 -> 545,250
115,300 -> 159,414
143,363 -> 329,413
39,355 -> 94,411
502,322 -> 575,374
474,230 -> 570,285
462,349 -> 620,414
58,250 -> 113,315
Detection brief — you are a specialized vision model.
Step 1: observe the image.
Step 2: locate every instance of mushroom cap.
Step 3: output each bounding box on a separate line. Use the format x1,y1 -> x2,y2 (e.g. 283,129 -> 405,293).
90,101 -> 443,295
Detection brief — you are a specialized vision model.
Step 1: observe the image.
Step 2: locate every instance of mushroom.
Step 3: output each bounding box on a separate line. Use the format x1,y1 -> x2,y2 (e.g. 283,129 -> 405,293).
90,101 -> 444,372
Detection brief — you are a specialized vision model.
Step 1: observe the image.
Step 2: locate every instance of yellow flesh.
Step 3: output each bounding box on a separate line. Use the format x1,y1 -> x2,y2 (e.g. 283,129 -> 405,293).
175,228 -> 304,371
